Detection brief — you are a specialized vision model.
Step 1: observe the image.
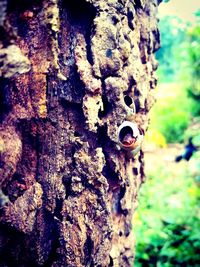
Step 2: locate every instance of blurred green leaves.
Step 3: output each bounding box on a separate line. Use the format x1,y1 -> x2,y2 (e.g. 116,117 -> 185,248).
134,10 -> 200,267
156,16 -> 188,83
187,25 -> 200,116
133,154 -> 200,267
149,83 -> 191,143
148,13 -> 200,144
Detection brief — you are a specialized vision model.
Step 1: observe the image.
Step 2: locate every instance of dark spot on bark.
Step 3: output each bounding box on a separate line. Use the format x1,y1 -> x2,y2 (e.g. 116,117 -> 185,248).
127,4 -> 135,31
74,131 -> 82,137
134,98 -> 140,113
97,124 -> 108,148
139,151 -> 145,183
62,175 -> 72,198
71,146 -> 77,169
58,69 -> 85,103
109,256 -> 114,266
150,78 -> 157,89
112,15 -> 119,25
98,96 -> 112,118
122,255 -> 131,265
152,29 -> 160,52
103,165 -> 119,184
12,172 -> 25,184
118,185 -> 128,215
62,0 -> 96,25
17,19 -> 29,38
84,236 -> 94,266
106,49 -> 112,58
134,88 -> 140,97
128,18 -> 134,31
133,0 -> 143,9
85,28 -> 94,65
54,199 -> 63,220
66,215 -> 73,224
0,78 -> 12,122
119,185 -> 126,199
111,191 -> 121,214
132,167 -> 138,176
130,76 -> 137,87
0,161 -> 5,168
124,222 -> 130,236
123,76 -> 136,95
127,8 -> 134,21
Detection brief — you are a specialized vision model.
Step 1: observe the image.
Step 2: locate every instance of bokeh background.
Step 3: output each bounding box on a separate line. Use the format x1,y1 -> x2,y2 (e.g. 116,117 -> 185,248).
134,0 -> 200,266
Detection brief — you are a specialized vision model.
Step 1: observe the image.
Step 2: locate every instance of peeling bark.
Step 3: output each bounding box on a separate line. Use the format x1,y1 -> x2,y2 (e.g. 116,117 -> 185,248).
0,0 -> 160,266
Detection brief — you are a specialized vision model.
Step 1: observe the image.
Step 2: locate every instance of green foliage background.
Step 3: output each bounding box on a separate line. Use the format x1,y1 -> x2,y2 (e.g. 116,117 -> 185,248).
149,83 -> 191,143
134,8 -> 200,267
134,153 -> 200,267
148,12 -> 200,144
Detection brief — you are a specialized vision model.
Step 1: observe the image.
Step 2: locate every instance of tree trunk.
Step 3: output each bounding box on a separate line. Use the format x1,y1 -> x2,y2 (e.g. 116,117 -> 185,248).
0,0 -> 160,266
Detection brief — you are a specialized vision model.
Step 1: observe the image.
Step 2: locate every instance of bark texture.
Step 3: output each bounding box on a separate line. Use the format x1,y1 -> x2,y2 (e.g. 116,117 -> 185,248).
0,0 -> 160,266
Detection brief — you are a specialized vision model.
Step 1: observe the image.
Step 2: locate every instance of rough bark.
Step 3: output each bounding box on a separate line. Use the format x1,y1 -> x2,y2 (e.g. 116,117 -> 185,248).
0,0 -> 160,266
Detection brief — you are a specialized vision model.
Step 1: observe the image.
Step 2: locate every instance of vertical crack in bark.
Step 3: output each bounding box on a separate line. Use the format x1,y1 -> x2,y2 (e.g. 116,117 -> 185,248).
62,0 -> 96,65
0,78 -> 12,122
83,235 -> 94,266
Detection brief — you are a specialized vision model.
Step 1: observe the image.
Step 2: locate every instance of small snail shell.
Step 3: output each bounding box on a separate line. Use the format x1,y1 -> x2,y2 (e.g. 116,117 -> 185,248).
118,121 -> 143,157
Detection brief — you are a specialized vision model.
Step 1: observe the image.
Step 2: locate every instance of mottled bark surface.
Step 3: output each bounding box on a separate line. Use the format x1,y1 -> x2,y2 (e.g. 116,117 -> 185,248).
0,0 -> 159,266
